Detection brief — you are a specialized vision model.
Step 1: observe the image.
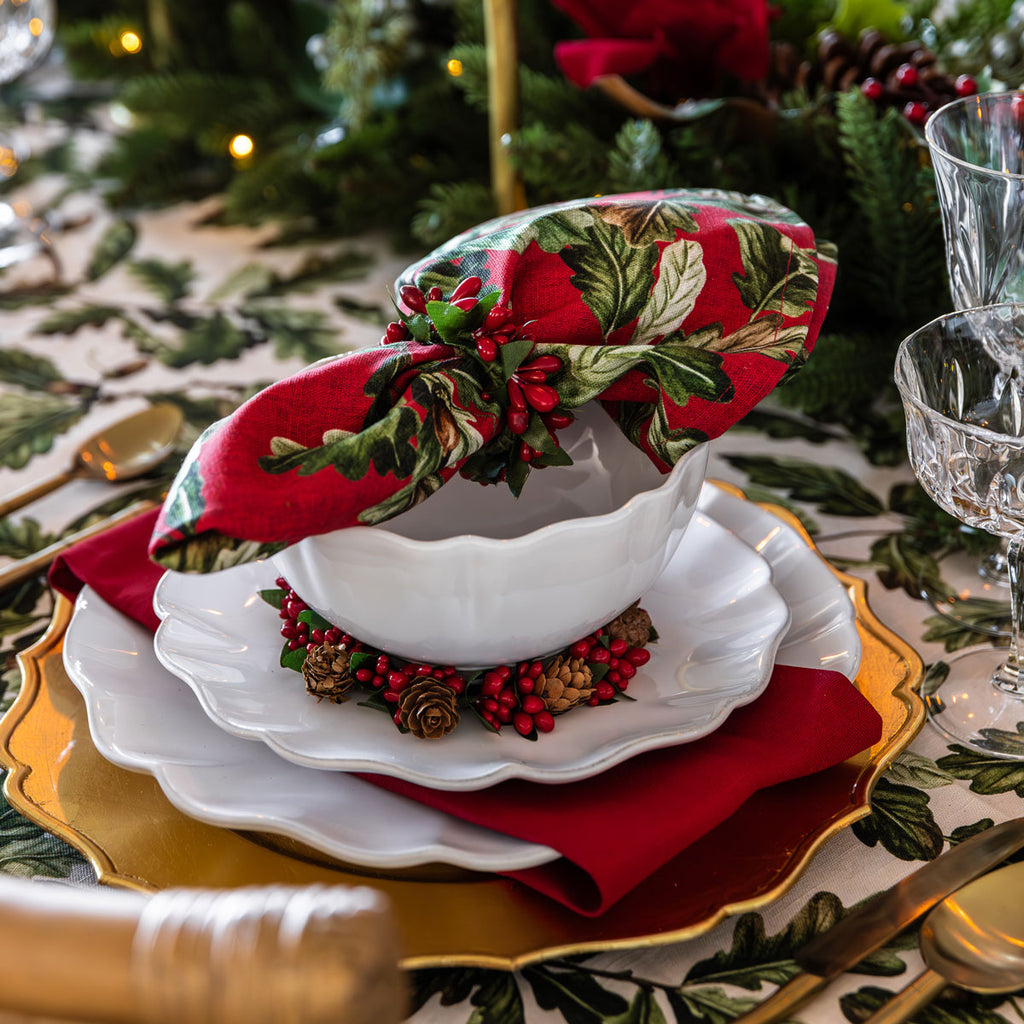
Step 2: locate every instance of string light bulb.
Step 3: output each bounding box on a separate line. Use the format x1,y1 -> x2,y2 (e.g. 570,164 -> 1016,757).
119,30 -> 142,53
28,17 -> 43,36
446,58 -> 463,77
229,134 -> 254,160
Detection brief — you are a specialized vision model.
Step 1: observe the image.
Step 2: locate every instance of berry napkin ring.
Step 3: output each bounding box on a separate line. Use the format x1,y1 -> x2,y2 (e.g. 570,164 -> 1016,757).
150,188 -> 836,572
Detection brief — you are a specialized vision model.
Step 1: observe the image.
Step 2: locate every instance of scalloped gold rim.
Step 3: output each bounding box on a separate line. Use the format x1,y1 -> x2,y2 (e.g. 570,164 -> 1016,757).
0,486 -> 926,969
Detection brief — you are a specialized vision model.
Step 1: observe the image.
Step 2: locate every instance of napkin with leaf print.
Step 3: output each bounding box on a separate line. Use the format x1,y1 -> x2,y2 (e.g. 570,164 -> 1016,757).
150,189 -> 836,572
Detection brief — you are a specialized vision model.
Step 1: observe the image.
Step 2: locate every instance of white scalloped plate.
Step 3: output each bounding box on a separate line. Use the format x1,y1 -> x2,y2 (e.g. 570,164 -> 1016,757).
152,512 -> 791,789
63,588 -> 561,872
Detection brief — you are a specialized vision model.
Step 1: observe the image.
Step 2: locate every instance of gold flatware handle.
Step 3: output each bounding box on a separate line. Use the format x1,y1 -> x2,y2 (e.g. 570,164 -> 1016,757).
864,970 -> 947,1024
0,500 -> 156,592
731,974 -> 826,1024
0,875 -> 404,1024
0,469 -> 76,520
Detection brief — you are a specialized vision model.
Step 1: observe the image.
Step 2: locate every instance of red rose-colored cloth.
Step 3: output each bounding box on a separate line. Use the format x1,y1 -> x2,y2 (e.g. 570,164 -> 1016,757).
54,510 -> 883,916
552,0 -> 770,100
149,190 -> 836,574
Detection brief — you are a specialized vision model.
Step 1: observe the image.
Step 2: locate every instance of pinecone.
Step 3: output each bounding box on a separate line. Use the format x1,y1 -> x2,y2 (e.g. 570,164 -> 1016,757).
536,655 -> 594,714
302,642 -> 354,703
605,602 -> 653,649
759,29 -> 975,124
397,678 -> 459,739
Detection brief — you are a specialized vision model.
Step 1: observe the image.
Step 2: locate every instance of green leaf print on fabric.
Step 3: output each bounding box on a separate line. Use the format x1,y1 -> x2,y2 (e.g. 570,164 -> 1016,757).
408,968 -> 526,1024
560,215 -> 660,338
0,782 -> 88,879
841,984 -> 1015,1024
666,987 -> 758,1024
937,746 -> 1024,795
36,304 -> 122,335
631,239 -> 705,345
522,963 -> 630,1023
950,819 -> 997,846
869,533 -> 948,600
595,196 -> 700,245
0,392 -> 86,470
886,751 -> 956,790
730,220 -> 819,320
86,218 -> 137,282
128,258 -> 194,303
0,349 -> 65,390
724,455 -> 886,517
851,777 -> 944,861
0,517 -> 57,559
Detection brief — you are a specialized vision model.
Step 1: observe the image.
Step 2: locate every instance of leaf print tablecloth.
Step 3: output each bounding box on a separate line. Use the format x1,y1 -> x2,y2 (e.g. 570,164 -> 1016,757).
1,115 -> 1022,1024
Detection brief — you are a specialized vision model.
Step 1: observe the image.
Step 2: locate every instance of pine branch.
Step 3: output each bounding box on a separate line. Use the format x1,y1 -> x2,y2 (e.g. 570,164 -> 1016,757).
412,182 -> 496,247
606,120 -> 678,193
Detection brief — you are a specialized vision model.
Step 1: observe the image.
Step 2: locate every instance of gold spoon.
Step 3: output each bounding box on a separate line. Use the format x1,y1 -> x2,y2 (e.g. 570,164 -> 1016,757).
0,403 -> 184,519
866,860 -> 1024,1024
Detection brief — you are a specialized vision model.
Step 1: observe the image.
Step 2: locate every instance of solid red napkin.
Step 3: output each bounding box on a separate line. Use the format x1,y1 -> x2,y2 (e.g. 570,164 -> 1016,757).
51,508 -> 883,916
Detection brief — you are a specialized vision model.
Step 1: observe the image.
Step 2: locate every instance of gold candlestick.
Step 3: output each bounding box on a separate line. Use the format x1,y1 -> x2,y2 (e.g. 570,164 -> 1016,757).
482,0 -> 526,214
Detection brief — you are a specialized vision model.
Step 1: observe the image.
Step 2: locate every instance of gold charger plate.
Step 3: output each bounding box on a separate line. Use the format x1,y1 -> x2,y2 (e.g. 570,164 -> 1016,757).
0,497 -> 924,970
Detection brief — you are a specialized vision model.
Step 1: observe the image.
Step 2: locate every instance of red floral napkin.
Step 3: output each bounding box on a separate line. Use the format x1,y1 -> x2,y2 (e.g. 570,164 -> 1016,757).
149,190 -> 836,573
52,509 -> 882,917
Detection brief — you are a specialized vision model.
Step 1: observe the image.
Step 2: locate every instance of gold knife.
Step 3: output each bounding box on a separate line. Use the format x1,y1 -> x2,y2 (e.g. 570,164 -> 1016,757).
736,816 -> 1024,1024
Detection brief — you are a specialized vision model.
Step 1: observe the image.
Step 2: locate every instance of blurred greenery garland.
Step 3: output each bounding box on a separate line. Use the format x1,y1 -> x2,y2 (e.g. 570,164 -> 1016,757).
50,0 -> 1024,461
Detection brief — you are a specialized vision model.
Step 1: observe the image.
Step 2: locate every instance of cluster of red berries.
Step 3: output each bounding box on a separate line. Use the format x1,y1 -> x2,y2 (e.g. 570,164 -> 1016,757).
276,580 -> 353,652
860,65 -> 977,125
270,579 -> 652,741
475,629 -> 651,739
381,276 -> 572,453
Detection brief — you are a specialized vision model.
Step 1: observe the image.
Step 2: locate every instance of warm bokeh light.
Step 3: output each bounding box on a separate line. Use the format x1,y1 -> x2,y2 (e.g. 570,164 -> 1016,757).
229,134 -> 254,159
446,58 -> 463,77
0,147 -> 19,179
28,17 -> 42,36
119,30 -> 142,53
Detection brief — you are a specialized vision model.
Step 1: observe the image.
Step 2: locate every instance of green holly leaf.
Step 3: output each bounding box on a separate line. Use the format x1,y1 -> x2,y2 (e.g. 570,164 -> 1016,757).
36,304 -> 121,335
0,517 -> 57,559
851,777 -> 943,861
128,258 -> 194,303
632,238 -> 705,344
886,751 -> 955,790
724,455 -> 886,516
86,218 -> 137,281
730,220 -> 818,319
560,216 -> 659,337
425,299 -> 471,345
0,349 -> 64,390
297,607 -> 332,632
522,964 -> 629,1023
0,392 -> 85,469
258,588 -> 286,610
280,642 -> 306,672
500,337 -> 534,379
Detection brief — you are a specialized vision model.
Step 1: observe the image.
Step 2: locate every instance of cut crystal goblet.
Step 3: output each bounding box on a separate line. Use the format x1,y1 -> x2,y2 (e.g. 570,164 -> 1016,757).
897,304 -> 1024,758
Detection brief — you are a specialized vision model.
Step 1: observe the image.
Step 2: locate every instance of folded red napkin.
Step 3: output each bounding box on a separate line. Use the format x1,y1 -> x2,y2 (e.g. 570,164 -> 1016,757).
52,509 -> 883,916
149,190 -> 836,573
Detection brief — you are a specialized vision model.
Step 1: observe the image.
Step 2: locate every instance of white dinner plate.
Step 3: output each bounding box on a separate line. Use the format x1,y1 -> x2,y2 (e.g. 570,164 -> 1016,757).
152,512 -> 791,789
62,588 -> 561,872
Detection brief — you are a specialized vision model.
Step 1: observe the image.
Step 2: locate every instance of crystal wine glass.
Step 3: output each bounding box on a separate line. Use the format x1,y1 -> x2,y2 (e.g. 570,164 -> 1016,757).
896,303 -> 1024,758
922,90 -> 1024,638
0,0 -> 56,271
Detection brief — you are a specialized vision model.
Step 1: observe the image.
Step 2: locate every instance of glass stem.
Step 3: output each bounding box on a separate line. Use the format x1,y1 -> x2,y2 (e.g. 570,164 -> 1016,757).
997,535 -> 1024,697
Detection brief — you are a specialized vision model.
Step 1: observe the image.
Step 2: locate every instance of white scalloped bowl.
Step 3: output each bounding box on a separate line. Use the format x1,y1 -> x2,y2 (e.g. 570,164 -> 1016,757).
271,404 -> 708,667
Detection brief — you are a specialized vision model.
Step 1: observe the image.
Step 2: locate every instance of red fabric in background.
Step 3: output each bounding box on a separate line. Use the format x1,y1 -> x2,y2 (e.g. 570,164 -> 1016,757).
52,512 -> 882,916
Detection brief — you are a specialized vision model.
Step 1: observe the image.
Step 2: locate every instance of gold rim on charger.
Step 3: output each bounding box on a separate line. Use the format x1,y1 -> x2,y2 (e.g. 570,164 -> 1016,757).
0,489 -> 925,969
